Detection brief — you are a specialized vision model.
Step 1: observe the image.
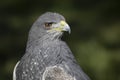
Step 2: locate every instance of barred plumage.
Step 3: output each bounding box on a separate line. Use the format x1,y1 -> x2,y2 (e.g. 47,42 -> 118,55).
13,12 -> 90,80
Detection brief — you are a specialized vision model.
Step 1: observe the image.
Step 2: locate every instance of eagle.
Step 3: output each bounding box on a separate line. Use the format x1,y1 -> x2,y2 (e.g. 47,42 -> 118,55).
13,12 -> 90,80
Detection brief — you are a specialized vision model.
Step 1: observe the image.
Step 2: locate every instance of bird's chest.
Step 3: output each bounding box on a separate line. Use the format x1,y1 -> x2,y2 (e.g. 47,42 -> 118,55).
17,40 -> 64,79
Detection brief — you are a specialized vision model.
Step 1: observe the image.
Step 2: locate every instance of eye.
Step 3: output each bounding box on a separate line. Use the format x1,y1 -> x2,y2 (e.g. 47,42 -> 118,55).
44,22 -> 53,29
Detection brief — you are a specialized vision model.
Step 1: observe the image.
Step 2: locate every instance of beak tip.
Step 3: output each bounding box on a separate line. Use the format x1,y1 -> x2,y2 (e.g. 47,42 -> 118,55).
69,29 -> 71,34
66,28 -> 71,34
60,21 -> 71,34
64,25 -> 71,34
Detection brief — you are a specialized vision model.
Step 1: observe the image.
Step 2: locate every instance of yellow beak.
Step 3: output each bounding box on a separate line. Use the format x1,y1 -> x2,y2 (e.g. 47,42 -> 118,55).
50,20 -> 71,34
60,21 -> 71,34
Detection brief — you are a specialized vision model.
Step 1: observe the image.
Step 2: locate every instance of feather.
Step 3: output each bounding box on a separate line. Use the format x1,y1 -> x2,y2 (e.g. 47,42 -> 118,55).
13,12 -> 90,80
13,61 -> 20,80
42,65 -> 75,80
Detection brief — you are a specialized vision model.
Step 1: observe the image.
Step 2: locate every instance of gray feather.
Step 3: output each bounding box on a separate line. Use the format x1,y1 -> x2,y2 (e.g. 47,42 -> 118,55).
13,61 -> 20,80
13,12 -> 90,80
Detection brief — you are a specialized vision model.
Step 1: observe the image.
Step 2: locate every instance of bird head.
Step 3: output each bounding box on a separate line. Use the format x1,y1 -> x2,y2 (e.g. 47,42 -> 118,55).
29,12 -> 70,41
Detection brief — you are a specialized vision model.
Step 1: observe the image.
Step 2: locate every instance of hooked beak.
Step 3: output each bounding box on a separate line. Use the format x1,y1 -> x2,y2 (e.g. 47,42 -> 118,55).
51,20 -> 71,34
60,21 -> 71,34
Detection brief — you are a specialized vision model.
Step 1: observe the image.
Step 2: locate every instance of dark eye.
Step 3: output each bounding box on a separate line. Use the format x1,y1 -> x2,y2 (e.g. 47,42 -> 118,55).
44,22 -> 53,29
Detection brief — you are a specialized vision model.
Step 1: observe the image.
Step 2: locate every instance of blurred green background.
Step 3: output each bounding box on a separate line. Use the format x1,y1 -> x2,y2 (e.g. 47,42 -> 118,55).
0,0 -> 120,80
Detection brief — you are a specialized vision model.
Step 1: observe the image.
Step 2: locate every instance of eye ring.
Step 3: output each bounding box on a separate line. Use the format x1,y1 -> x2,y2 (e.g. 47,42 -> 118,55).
44,22 -> 53,29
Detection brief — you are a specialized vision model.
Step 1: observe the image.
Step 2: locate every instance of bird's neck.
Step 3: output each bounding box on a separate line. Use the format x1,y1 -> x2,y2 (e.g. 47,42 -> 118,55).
25,34 -> 62,54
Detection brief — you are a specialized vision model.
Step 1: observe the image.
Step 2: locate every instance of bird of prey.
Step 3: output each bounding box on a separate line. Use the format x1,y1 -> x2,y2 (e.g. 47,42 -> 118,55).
13,12 -> 90,80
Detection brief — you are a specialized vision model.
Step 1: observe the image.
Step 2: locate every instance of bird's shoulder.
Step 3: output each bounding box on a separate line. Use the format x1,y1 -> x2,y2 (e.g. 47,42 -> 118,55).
42,65 -> 75,80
